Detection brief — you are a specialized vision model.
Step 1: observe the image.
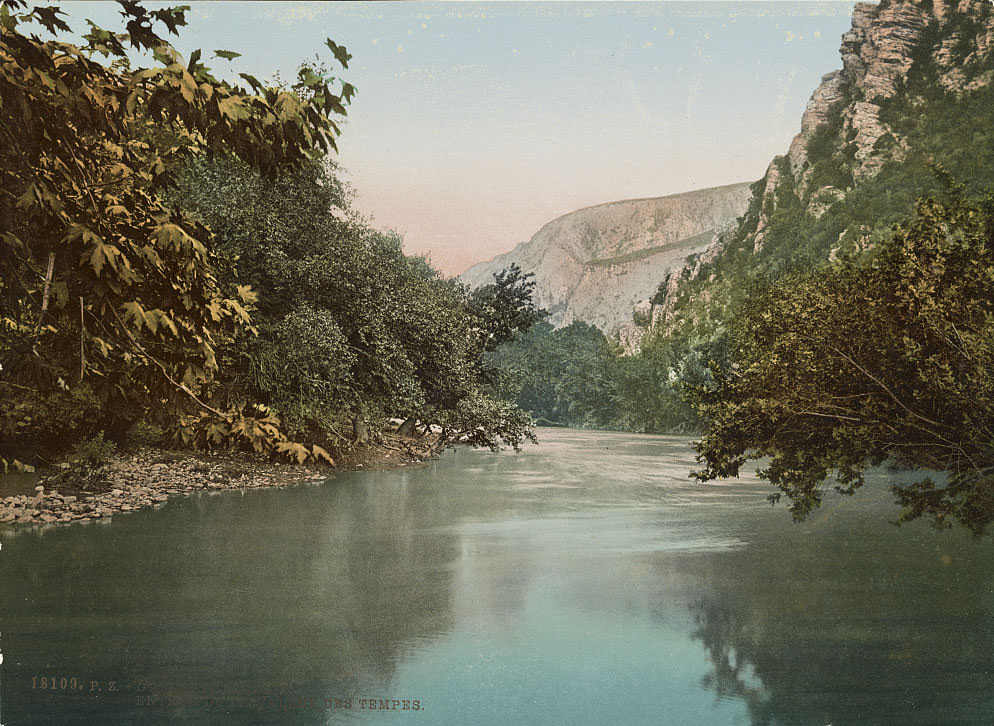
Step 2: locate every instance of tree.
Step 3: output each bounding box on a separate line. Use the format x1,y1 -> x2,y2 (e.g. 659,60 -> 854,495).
0,1 -> 352,468
468,264 -> 547,352
692,190 -> 994,533
488,320 -> 623,428
170,155 -> 536,451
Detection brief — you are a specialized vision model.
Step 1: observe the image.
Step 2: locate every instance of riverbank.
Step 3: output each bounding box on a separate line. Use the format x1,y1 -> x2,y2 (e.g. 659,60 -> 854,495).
0,434 -> 441,528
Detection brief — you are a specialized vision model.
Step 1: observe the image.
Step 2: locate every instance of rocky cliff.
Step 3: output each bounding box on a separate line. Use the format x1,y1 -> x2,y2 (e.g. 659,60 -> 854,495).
459,183 -> 751,335
637,0 -> 994,346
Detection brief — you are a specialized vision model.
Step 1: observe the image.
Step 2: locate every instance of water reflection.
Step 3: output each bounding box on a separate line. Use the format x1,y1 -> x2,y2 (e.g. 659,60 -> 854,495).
0,470 -> 464,725
685,503 -> 994,726
1,429 -> 992,725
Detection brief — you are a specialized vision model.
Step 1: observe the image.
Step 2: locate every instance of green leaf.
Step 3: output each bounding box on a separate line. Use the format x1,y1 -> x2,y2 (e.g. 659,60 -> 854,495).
121,301 -> 147,331
152,44 -> 175,65
83,233 -> 119,278
0,4 -> 17,32
125,88 -> 141,114
150,6 -> 189,35
226,299 -> 251,323
311,444 -> 334,465
178,70 -> 197,103
213,49 -> 241,61
325,38 -> 351,69
31,6 -> 71,35
238,72 -> 263,93
274,91 -> 300,120
236,284 -> 257,304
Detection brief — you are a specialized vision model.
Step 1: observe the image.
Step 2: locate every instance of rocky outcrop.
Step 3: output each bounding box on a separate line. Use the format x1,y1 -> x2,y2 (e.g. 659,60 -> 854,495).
837,2 -> 927,178
617,227 -> 733,353
757,0 -> 993,224
460,183 -> 751,335
787,70 -> 846,178
643,0 -> 994,348
468,0 -> 994,354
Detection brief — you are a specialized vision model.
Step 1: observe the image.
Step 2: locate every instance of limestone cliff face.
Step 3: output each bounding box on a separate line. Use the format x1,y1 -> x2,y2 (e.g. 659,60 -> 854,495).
643,0 -> 994,340
459,183 -> 751,335
757,0 -> 994,247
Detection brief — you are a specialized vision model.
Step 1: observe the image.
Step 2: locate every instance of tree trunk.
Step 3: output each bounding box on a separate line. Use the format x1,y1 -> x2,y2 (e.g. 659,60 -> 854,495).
352,416 -> 369,443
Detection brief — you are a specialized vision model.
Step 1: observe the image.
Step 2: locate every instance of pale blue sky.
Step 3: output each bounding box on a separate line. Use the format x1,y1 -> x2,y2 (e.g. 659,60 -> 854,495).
61,1 -> 859,274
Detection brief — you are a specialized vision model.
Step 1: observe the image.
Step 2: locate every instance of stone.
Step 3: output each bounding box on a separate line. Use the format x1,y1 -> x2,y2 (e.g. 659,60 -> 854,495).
789,70 -> 846,179
752,157 -> 785,254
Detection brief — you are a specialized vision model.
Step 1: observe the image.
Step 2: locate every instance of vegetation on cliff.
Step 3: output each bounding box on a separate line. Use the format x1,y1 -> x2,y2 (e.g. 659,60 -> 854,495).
641,0 -> 994,531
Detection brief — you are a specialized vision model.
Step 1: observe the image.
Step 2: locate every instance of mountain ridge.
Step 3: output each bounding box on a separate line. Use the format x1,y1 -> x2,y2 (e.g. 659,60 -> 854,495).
460,182 -> 751,335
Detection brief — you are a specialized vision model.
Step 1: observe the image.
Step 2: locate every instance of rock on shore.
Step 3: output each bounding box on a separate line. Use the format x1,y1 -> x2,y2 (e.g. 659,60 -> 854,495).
0,435 -> 439,529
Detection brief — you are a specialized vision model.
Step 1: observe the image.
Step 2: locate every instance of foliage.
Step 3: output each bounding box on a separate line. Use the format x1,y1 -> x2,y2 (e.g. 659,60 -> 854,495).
440,391 -> 538,452
0,1 -> 352,467
173,403 -> 334,465
629,5 -> 994,532
170,155 -> 536,451
124,418 -> 166,448
487,320 -> 702,433
643,3 -> 994,363
692,191 -> 994,534
45,430 -> 118,489
490,321 -> 616,428
468,264 -> 547,352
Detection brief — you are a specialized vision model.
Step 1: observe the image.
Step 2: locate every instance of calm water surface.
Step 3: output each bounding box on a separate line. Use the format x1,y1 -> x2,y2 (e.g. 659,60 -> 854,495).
1,429 -> 992,725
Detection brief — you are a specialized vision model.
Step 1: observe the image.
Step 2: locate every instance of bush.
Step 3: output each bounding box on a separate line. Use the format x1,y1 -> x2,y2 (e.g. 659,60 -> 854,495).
125,420 -> 167,450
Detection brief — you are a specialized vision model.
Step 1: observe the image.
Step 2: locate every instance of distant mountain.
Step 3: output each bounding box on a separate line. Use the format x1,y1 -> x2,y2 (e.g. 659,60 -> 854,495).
459,183 -> 752,336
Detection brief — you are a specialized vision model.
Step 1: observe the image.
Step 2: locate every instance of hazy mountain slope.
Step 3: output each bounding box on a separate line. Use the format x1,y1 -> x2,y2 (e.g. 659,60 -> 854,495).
460,183 -> 751,334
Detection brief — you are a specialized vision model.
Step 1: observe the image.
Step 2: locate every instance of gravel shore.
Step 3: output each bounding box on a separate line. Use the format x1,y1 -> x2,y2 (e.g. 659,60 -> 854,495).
0,435 -> 440,528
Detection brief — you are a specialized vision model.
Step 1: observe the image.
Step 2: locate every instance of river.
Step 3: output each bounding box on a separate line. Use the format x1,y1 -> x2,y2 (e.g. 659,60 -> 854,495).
1,429 -> 992,725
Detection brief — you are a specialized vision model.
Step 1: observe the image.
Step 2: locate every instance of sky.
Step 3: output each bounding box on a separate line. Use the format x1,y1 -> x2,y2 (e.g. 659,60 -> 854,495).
61,1 -> 860,276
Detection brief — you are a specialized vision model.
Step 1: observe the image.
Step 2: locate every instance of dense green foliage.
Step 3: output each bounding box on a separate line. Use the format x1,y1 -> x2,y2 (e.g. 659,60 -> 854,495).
487,320 -> 707,433
0,1 -> 357,469
169,156 -> 535,451
468,264 -> 546,353
1,1 -> 535,470
693,190 -> 994,533
489,321 -> 617,428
